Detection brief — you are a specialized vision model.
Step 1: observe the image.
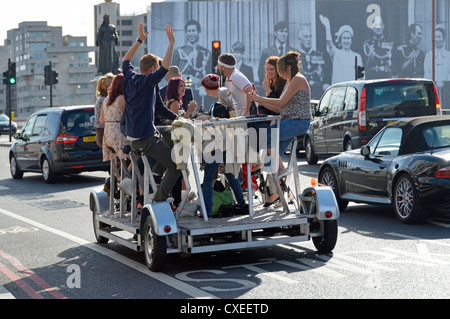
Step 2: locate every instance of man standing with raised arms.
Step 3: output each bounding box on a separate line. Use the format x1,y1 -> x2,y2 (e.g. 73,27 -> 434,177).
122,22 -> 180,203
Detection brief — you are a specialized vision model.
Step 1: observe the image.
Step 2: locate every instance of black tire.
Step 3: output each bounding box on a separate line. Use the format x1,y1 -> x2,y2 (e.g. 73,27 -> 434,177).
143,216 -> 167,272
393,174 -> 428,224
10,154 -> 23,179
344,139 -> 354,152
319,166 -> 349,211
305,137 -> 318,165
312,220 -> 338,253
41,156 -> 56,183
92,205 -> 109,244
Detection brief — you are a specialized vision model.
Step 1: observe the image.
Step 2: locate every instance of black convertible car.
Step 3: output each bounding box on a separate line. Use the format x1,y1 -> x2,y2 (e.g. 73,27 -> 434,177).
318,115 -> 450,224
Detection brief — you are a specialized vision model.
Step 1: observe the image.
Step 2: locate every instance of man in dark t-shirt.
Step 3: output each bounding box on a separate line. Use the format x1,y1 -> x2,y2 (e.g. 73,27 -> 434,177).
122,22 -> 180,203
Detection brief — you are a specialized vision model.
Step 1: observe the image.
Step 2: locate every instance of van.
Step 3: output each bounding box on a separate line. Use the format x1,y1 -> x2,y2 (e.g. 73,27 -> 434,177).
304,78 -> 442,164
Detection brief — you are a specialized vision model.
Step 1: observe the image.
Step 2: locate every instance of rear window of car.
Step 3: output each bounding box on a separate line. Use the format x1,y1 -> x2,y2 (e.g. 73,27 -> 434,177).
423,124 -> 450,150
61,108 -> 95,136
366,82 -> 435,117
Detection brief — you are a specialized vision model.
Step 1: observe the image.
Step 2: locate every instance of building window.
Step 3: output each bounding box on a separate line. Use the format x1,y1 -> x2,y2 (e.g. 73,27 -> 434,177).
121,20 -> 132,26
122,41 -> 133,47
121,30 -> 133,36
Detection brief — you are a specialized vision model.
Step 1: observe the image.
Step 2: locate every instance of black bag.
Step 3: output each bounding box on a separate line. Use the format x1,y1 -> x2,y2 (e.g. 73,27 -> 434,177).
216,203 -> 249,218
210,102 -> 232,119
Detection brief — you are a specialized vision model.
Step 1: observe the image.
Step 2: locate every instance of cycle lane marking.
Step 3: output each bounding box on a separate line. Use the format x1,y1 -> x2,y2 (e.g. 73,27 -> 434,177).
0,207 -> 217,299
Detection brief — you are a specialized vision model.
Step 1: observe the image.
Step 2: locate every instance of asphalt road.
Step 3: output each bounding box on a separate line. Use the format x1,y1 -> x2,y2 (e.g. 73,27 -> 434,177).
0,144 -> 449,305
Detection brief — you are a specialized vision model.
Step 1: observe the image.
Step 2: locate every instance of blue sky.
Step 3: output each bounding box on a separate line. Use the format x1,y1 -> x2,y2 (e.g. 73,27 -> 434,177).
1,0 -> 157,46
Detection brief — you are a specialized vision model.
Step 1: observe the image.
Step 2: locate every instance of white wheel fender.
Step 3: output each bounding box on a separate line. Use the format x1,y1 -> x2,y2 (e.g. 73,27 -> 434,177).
143,202 -> 178,236
303,186 -> 340,220
89,187 -> 110,215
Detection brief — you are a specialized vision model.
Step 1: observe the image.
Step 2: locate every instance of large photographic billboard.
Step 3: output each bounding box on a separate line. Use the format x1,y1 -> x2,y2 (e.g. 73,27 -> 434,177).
149,0 -> 450,110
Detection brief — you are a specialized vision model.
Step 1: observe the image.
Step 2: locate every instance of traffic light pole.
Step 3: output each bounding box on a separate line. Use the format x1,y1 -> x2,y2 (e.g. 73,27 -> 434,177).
49,61 -> 53,107
6,59 -> 12,142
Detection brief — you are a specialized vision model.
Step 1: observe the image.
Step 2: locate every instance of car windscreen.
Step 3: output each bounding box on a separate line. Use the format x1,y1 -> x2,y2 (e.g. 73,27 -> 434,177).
366,82 -> 436,118
0,114 -> 9,121
61,108 -> 95,137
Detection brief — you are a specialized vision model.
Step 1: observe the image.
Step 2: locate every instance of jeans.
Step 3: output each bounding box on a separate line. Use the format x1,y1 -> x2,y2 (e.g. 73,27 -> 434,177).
130,133 -> 181,202
202,161 -> 245,217
268,119 -> 310,155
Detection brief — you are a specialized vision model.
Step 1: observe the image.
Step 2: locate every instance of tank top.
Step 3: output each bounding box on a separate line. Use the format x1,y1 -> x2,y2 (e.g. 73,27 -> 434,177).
280,88 -> 312,120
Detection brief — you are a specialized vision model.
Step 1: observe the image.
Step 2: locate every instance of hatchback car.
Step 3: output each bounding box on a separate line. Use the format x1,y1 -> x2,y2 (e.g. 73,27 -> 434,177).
9,105 -> 109,183
0,114 -> 17,135
305,78 -> 442,164
318,115 -> 450,224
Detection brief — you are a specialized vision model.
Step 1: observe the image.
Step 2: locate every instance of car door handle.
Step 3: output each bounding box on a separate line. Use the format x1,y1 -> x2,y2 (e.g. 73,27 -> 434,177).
379,163 -> 387,169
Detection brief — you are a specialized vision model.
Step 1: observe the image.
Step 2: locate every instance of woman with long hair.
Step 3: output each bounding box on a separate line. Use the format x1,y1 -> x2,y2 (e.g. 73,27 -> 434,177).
259,56 -> 287,115
250,51 -> 312,206
165,77 -> 197,119
94,73 -> 114,148
99,73 -> 129,162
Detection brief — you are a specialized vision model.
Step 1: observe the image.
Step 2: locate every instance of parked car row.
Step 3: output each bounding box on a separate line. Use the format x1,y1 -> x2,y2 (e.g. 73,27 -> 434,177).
9,105 -> 109,183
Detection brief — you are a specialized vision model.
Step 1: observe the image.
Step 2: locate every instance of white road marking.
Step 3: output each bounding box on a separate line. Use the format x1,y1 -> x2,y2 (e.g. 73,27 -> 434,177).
0,208 -> 217,299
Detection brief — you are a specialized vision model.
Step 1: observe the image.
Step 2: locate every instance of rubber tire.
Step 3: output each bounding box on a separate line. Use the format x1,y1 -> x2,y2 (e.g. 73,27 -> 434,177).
393,174 -> 428,224
305,137 -> 318,165
312,220 -> 338,253
344,139 -> 354,152
143,216 -> 167,272
42,156 -> 57,184
319,166 -> 349,211
92,206 -> 109,244
10,154 -> 23,179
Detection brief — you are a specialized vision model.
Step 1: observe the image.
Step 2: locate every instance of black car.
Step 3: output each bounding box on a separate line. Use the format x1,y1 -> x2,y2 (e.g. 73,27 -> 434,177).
0,114 -> 17,135
305,78 -> 442,164
318,115 -> 450,224
9,105 -> 109,183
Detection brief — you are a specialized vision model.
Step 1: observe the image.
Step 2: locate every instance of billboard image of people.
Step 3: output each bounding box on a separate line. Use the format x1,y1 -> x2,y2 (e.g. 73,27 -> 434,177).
148,0 -> 449,110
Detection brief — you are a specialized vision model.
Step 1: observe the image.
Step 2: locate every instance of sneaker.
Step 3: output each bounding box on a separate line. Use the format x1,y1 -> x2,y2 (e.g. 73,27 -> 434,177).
118,177 -> 133,196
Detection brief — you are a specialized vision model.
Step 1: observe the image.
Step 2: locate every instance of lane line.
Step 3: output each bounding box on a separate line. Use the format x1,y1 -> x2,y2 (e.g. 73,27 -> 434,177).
0,208 -> 217,299
0,261 -> 44,299
0,249 -> 67,299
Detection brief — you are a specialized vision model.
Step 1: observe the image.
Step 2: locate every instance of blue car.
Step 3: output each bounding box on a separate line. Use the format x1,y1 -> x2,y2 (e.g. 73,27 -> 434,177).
0,114 -> 17,135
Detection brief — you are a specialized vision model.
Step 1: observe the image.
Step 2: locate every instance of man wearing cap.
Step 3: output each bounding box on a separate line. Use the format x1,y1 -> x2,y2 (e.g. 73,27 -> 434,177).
200,74 -> 233,108
217,53 -> 253,117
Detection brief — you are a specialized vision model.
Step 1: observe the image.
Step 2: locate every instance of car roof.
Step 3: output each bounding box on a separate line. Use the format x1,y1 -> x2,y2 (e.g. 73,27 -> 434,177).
331,78 -> 435,87
389,115 -> 450,154
33,105 -> 95,115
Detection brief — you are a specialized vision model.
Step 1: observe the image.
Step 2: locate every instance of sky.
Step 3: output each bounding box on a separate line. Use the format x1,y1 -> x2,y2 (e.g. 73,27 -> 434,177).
0,0 -> 160,46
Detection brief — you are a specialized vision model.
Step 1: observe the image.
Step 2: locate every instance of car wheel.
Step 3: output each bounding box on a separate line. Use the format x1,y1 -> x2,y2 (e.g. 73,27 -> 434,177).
345,139 -> 353,151
41,156 -> 57,184
393,174 -> 428,224
10,154 -> 23,179
305,137 -> 318,165
143,216 -> 167,272
319,166 -> 349,211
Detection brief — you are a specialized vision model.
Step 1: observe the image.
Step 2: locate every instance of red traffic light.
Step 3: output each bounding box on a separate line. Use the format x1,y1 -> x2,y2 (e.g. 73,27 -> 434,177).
212,41 -> 220,49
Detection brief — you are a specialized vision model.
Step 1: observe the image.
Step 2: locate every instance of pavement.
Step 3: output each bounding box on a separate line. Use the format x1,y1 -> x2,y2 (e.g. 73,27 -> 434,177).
0,135 -> 14,148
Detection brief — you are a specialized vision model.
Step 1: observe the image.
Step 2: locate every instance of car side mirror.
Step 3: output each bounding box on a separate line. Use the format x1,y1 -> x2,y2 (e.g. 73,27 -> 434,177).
360,145 -> 371,157
13,133 -> 20,139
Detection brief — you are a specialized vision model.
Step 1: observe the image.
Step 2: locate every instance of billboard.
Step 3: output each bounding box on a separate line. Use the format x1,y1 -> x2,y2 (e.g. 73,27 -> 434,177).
148,0 -> 450,110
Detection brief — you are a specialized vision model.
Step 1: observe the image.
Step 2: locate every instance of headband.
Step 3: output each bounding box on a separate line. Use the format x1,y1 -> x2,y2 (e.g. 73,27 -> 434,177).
218,60 -> 235,69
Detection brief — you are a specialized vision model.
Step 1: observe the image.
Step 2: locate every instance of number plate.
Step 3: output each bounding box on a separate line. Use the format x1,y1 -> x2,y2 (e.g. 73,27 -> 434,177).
83,136 -> 96,142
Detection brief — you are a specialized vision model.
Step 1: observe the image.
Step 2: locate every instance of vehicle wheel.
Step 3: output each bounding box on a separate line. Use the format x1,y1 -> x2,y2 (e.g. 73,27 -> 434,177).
344,139 -> 353,151
305,137 -> 318,165
312,220 -> 338,253
143,216 -> 167,272
319,167 -> 349,211
393,174 -> 428,224
92,205 -> 109,244
10,154 -> 23,179
41,157 -> 56,183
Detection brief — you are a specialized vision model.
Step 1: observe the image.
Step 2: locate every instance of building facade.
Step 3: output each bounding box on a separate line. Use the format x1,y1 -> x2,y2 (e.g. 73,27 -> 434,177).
0,21 -> 97,117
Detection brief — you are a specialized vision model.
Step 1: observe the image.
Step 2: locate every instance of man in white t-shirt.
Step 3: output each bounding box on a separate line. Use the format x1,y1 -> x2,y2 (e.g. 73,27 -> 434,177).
217,53 -> 253,116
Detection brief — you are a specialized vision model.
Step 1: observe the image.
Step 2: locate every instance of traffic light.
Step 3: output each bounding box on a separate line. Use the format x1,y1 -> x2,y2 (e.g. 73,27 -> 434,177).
8,63 -> 16,85
356,66 -> 365,80
2,70 -> 8,85
51,70 -> 58,85
212,41 -> 221,74
44,64 -> 51,85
